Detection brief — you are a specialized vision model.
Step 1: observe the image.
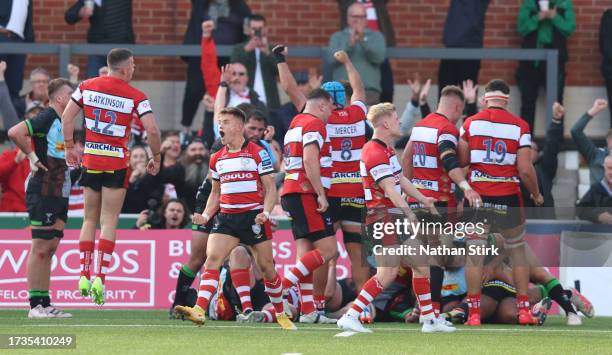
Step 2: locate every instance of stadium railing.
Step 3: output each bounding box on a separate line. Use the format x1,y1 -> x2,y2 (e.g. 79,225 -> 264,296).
0,43 -> 559,126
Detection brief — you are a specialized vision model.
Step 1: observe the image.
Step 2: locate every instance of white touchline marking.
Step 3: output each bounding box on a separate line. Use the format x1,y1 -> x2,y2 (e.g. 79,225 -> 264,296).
334,331 -> 358,337
7,324 -> 612,334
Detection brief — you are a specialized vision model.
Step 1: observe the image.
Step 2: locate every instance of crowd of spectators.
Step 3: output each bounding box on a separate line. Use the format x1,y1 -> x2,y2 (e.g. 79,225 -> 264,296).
0,0 -> 611,225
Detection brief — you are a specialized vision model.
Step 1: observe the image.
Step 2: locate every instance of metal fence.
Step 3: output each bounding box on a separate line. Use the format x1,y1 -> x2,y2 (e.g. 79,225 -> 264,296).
0,43 -> 558,124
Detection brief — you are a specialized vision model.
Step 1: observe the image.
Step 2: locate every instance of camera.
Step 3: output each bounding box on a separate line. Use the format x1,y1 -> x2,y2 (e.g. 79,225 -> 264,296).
254,28 -> 262,38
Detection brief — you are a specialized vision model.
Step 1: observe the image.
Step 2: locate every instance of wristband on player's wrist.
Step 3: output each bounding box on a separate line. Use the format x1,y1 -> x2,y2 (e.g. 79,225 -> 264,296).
272,47 -> 286,63
202,212 -> 210,222
263,211 -> 270,219
219,81 -> 229,88
27,151 -> 38,163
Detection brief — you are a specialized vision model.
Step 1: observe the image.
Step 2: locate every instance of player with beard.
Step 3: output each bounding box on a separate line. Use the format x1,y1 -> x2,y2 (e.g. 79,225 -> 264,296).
175,107 -> 296,330
273,44 -> 371,315
177,139 -> 209,211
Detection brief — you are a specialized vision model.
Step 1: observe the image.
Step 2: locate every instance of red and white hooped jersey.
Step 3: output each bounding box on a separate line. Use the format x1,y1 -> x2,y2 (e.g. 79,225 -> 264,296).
409,112 -> 459,204
460,107 -> 531,196
327,101 -> 368,198
71,76 -> 152,171
282,113 -> 332,195
360,138 -> 402,209
210,140 -> 274,214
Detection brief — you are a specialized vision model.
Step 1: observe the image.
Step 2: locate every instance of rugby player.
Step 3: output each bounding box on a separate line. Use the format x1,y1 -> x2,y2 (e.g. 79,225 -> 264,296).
274,45 -> 371,314
8,78 -> 74,318
337,103 -> 455,333
401,85 -> 482,319
175,107 -> 296,330
62,48 -> 162,305
457,79 -> 544,325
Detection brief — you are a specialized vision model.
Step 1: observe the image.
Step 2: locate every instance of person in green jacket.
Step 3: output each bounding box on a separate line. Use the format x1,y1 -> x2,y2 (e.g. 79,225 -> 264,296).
516,0 -> 576,132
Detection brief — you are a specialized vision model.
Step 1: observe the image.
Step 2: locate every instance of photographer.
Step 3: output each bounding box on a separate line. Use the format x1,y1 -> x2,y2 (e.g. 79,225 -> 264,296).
135,198 -> 190,230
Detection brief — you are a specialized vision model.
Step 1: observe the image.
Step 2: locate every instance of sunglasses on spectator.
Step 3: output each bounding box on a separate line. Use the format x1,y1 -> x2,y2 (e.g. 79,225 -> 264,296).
233,72 -> 247,76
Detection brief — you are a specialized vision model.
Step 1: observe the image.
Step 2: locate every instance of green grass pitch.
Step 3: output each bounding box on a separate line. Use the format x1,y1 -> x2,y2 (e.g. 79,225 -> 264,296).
1,310 -> 611,354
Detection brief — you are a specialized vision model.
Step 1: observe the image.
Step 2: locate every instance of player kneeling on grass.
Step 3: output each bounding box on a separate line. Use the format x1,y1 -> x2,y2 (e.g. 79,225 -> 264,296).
8,78 -> 75,318
336,103 -> 456,333
175,107 -> 295,330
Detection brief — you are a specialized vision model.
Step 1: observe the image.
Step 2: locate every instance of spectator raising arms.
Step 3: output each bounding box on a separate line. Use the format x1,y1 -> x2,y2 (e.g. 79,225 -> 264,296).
570,99 -> 610,185
600,8 -> 612,125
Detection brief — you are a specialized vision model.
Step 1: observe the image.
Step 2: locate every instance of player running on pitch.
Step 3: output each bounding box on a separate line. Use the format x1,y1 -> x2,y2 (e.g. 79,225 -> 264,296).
457,79 -> 544,325
175,107 -> 296,330
337,103 -> 456,333
62,48 -> 162,305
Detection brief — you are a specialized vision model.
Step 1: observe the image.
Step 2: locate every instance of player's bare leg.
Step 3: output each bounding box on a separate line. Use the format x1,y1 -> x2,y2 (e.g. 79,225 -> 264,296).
78,187 -> 101,297
89,187 -> 126,305
176,233 -> 239,326
229,246 -> 261,322
28,220 -> 70,318
338,251 -> 401,333
171,231 -> 208,318
253,240 -> 297,330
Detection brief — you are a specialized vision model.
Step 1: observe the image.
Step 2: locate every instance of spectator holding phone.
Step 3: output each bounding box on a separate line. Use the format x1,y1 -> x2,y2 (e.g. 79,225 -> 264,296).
231,14 -> 280,111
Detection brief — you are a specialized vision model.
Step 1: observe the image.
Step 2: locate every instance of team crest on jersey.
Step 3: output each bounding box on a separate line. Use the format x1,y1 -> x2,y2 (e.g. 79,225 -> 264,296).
241,157 -> 250,168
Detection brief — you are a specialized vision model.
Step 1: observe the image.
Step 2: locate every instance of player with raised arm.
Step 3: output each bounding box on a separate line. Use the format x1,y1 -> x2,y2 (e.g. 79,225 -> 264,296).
62,48 -> 162,306
8,78 -> 74,318
174,107 -> 296,330
401,85 -> 482,319
274,45 -> 371,313
337,103 -> 456,333
457,79 -> 544,326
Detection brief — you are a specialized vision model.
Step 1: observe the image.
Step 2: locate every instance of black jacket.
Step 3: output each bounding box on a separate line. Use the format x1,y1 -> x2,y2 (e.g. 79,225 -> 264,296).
0,0 -> 35,42
520,120 -> 563,219
182,0 -> 250,47
65,0 -> 134,44
577,181 -> 612,223
600,9 -> 612,78
443,0 -> 490,48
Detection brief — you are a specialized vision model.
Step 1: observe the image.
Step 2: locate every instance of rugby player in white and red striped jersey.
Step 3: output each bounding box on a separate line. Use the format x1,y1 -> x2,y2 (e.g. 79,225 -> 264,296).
62,48 -> 162,306
458,79 -> 544,326
273,45 -> 370,316
337,103 -> 455,333
401,85 -> 482,320
175,107 -> 296,330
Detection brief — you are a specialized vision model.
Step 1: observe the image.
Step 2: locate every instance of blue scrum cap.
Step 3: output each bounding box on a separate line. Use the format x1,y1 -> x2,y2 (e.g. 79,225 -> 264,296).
321,81 -> 346,108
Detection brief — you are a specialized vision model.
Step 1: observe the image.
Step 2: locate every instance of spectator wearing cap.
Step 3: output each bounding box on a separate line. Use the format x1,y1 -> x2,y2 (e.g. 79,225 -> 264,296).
0,0 -> 35,104
328,2 -> 386,105
65,0 -> 135,78
270,69 -> 320,143
13,67 -> 49,119
231,14 -> 280,111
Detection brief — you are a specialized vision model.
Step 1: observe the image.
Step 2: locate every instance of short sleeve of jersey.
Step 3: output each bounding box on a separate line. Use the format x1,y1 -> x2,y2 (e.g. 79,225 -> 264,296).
438,122 -> 459,147
209,152 -> 220,181
257,140 -> 277,166
133,90 -> 153,118
518,119 -> 532,148
460,118 -> 471,141
302,119 -> 325,149
256,148 -> 274,176
71,82 -> 85,106
364,147 -> 393,183
26,110 -> 54,136
348,101 -> 368,117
